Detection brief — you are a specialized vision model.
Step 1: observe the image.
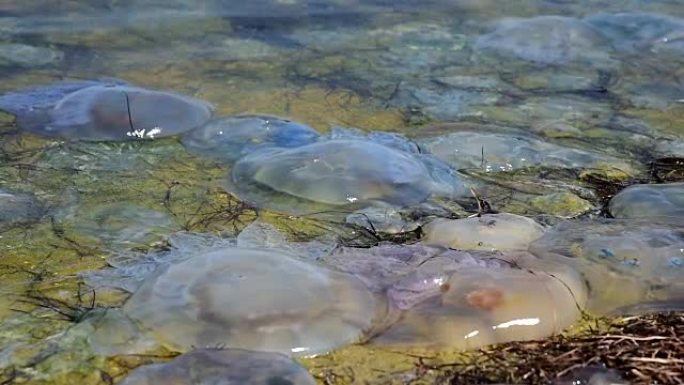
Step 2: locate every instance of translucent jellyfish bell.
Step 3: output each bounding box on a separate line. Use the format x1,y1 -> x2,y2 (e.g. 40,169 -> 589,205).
372,251 -> 586,350
123,247 -> 380,356
0,81 -> 213,141
181,115 -> 320,162
422,213 -> 545,251
118,348 -> 316,385
323,244 -> 586,350
529,219 -> 684,314
226,138 -> 467,214
609,183 -> 684,219
474,16 -> 610,65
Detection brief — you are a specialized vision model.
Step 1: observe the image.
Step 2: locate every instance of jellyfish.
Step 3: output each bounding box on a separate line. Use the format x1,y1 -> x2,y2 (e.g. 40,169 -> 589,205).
0,80 -> 212,141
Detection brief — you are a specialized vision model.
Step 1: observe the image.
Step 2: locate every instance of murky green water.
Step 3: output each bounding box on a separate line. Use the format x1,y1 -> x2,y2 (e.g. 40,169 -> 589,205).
1,0 -> 683,384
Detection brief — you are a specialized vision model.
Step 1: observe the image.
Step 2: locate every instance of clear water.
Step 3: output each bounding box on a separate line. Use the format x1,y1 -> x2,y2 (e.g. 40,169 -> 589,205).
1,0 -> 683,383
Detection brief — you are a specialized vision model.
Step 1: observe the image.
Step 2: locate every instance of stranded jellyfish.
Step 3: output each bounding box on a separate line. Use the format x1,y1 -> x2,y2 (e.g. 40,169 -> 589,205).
0,80 -> 212,141
422,213 -> 545,251
118,349 -> 316,385
322,244 -> 586,350
123,247 -> 379,356
226,137 -> 467,214
609,183 -> 684,219
529,219 -> 684,314
181,115 -> 320,162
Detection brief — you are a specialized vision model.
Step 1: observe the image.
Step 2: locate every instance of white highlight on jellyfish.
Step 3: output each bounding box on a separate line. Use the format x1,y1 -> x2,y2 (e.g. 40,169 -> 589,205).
492,318 -> 540,329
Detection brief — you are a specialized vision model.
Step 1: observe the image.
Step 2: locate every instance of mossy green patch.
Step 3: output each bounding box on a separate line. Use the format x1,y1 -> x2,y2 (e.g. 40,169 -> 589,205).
530,192 -> 593,217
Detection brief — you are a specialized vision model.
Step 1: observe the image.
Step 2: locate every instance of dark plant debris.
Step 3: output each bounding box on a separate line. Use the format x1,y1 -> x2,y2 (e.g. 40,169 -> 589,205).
435,312 -> 683,385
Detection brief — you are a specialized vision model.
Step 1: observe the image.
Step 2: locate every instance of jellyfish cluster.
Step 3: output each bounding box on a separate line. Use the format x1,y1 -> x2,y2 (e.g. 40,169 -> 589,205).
1,77 -> 682,383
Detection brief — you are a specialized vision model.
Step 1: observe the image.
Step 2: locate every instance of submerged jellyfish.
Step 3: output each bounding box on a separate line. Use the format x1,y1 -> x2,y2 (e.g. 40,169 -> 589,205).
0,80 -> 212,141
422,213 -> 545,251
123,246 -> 379,356
323,243 -> 586,350
226,135 -> 468,214
474,16 -> 610,65
418,131 -> 633,174
181,115 -> 320,162
585,12 -> 684,55
609,183 -> 684,219
529,219 -> 684,314
118,349 -> 316,385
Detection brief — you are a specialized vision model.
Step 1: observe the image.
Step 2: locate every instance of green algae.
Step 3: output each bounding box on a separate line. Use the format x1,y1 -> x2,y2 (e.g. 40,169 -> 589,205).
625,106 -> 684,137
529,192 -> 594,218
0,2 -> 682,383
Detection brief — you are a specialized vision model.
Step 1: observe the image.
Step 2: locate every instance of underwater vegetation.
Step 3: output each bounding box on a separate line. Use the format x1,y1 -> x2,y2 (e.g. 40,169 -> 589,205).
0,2 -> 683,384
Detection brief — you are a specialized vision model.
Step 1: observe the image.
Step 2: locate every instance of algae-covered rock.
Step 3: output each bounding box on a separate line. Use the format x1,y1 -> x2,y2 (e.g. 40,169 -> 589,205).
68,202 -> 179,249
530,192 -> 594,217
0,43 -> 63,68
0,189 -> 43,226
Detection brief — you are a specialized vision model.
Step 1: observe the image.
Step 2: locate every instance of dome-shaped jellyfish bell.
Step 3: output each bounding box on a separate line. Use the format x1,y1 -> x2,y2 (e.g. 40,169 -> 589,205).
0,80 -> 212,141
118,348 -> 316,385
372,251 -> 587,350
123,247 -> 381,356
226,139 -> 466,214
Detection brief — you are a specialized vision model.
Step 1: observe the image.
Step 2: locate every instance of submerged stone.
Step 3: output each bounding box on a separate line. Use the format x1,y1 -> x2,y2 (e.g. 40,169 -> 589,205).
474,16 -> 610,65
226,136 -> 467,214
529,192 -> 594,218
419,131 -> 632,174
118,348 -> 316,385
422,213 -> 545,251
36,139 -> 186,172
123,247 -> 378,356
0,81 -> 212,141
0,189 -> 43,226
529,219 -> 684,313
0,43 -> 63,68
609,183 -> 684,219
181,115 -> 319,162
69,203 -> 178,249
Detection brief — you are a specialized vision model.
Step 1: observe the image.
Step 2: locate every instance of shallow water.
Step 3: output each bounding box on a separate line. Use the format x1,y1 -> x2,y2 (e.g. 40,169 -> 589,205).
1,0 -> 683,384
